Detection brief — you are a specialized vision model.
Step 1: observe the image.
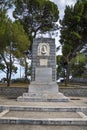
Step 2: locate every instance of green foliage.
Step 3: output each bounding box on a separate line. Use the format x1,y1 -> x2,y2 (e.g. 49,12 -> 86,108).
0,9 -> 30,86
56,55 -> 64,78
0,11 -> 10,51
60,0 -> 87,60
71,53 -> 86,64
62,44 -> 72,56
0,0 -> 31,86
0,19 -> 30,69
13,0 -> 59,42
71,63 -> 85,77
59,0 -> 87,83
71,31 -> 82,39
71,53 -> 87,77
0,63 -> 5,71
11,21 -> 30,58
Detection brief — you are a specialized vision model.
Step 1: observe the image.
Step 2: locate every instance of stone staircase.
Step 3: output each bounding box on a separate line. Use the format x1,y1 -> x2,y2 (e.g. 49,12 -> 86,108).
0,105 -> 87,125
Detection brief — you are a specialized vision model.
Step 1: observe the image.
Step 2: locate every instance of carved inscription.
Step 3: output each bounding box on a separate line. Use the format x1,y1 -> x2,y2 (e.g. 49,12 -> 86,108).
40,59 -> 48,66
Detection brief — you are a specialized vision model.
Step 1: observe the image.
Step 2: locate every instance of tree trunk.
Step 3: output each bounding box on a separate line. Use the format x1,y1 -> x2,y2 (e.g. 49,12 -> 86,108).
7,43 -> 12,87
6,67 -> 10,87
7,77 -> 11,87
24,58 -> 28,82
6,65 -> 12,87
65,62 -> 70,86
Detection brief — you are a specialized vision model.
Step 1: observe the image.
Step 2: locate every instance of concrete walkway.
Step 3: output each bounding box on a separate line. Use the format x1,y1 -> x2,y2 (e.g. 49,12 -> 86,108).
0,124 -> 87,130
0,96 -> 87,130
0,96 -> 87,107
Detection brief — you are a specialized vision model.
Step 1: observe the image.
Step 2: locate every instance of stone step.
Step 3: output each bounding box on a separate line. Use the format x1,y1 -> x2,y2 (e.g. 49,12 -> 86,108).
0,105 -> 86,112
17,92 -> 69,102
0,117 -> 87,125
0,105 -> 87,125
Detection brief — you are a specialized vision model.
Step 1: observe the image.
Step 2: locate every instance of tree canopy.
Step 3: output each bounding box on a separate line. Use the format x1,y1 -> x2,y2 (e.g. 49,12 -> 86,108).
59,0 -> 87,84
0,0 -> 14,51
0,6 -> 30,86
60,0 -> 87,59
13,0 -> 59,44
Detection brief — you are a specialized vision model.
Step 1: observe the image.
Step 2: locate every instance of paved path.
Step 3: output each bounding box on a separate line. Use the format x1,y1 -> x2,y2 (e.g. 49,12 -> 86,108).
0,96 -> 87,130
0,96 -> 87,107
0,124 -> 87,130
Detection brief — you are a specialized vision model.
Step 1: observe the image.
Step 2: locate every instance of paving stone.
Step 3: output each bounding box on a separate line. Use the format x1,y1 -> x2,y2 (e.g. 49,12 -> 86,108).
4,111 -> 81,119
0,125 -> 87,130
0,96 -> 87,126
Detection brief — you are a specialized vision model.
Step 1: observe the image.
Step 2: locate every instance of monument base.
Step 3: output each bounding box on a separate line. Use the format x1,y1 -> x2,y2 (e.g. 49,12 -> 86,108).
17,82 -> 69,102
17,92 -> 69,102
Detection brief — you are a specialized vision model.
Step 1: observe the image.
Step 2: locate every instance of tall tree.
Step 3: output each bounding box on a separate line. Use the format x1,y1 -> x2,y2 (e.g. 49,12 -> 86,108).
60,0 -> 87,84
0,11 -> 8,51
0,18 -> 30,86
13,0 -> 59,45
0,0 -> 13,51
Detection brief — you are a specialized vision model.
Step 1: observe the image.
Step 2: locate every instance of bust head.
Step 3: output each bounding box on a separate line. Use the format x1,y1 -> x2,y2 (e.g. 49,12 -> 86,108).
37,43 -> 50,56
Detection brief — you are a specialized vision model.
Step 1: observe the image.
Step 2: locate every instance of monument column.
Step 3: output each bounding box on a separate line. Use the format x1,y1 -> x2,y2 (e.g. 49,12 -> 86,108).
31,38 -> 56,82
29,38 -> 58,93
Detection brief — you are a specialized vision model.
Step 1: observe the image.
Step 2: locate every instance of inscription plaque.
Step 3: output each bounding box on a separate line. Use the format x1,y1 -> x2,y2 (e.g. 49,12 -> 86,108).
40,59 -> 48,66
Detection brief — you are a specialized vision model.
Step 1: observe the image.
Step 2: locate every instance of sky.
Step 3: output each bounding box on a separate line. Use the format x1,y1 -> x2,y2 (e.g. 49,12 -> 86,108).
0,0 -> 76,80
51,0 -> 76,19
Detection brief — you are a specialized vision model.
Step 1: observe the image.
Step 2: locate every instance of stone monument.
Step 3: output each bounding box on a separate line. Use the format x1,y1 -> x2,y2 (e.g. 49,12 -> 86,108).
17,38 -> 69,101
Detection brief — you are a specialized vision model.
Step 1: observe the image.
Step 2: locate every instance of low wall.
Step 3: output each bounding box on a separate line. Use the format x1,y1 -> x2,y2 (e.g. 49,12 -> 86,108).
71,78 -> 87,83
0,87 -> 28,98
59,87 -> 87,97
0,87 -> 87,98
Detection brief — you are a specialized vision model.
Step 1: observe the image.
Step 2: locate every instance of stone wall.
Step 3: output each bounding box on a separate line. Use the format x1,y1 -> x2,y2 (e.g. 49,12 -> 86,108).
71,78 -> 87,83
0,87 -> 28,98
0,87 -> 87,98
59,87 -> 87,97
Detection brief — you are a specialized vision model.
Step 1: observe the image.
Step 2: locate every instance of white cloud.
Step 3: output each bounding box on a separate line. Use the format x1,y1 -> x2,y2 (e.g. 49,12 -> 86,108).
7,7 -> 15,21
50,0 -> 76,18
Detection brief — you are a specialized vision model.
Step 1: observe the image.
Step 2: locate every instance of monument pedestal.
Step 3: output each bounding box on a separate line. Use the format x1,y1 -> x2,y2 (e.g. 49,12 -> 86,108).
17,82 -> 69,102
17,38 -> 69,102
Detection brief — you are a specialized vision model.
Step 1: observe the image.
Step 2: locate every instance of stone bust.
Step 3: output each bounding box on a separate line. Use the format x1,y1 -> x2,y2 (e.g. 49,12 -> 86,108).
41,45 -> 47,54
37,43 -> 50,56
